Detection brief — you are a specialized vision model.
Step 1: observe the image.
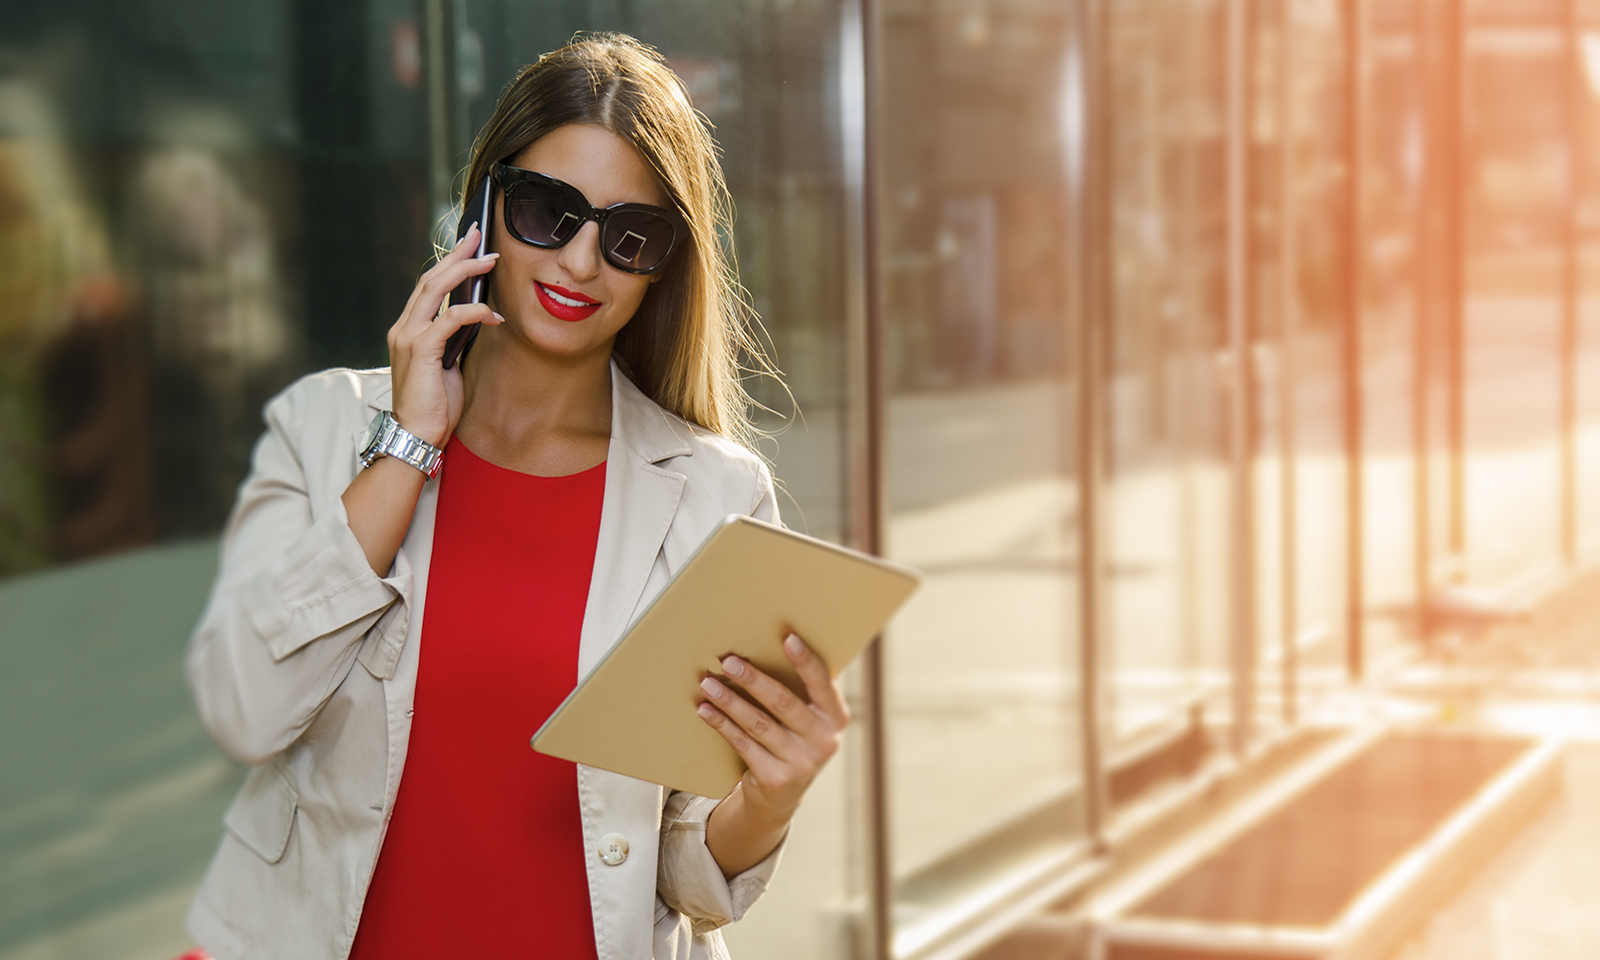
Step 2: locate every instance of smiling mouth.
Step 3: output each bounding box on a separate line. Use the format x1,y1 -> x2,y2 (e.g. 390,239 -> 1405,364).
535,281 -> 602,321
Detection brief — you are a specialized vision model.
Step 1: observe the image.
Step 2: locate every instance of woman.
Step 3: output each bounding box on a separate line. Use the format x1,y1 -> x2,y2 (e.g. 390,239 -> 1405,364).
184,34 -> 845,960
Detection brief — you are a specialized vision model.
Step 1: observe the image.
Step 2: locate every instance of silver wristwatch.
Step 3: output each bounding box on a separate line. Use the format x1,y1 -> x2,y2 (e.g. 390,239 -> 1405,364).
358,411 -> 444,479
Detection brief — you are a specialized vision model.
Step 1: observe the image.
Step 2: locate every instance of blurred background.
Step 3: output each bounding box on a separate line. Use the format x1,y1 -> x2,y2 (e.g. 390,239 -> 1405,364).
5,0 -> 1600,959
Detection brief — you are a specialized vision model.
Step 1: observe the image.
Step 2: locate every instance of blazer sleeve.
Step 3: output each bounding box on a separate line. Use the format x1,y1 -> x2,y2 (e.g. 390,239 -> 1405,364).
655,456 -> 788,930
186,382 -> 410,765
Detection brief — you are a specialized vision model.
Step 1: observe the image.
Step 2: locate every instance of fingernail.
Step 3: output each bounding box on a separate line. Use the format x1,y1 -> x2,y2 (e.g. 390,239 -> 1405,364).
784,634 -> 803,656
721,656 -> 743,677
697,703 -> 715,719
456,222 -> 478,245
701,677 -> 725,697
491,311 -> 506,323
480,252 -> 499,261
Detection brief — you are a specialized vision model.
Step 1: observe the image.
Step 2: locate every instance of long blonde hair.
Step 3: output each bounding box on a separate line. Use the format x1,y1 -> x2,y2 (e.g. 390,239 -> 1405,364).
460,33 -> 772,447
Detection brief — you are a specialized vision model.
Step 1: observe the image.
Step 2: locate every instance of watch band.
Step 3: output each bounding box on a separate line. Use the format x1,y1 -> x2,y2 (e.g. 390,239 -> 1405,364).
359,411 -> 444,479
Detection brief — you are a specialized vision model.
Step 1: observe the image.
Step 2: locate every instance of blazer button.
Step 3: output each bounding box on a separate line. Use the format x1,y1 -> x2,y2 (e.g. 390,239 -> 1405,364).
597,832 -> 629,866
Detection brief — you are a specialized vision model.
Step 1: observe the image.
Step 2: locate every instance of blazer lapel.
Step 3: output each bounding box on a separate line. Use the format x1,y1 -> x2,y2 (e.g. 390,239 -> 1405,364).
576,361 -> 693,678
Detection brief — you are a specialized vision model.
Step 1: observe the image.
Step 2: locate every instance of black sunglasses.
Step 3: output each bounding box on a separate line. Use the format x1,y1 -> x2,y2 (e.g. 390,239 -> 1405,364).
491,163 -> 689,276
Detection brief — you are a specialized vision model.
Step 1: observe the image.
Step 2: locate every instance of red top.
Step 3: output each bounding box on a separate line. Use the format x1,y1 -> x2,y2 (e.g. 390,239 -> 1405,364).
350,441 -> 606,960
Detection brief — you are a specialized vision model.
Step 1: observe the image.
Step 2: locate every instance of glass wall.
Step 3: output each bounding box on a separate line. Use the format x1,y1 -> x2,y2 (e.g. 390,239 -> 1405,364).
0,2 -> 857,958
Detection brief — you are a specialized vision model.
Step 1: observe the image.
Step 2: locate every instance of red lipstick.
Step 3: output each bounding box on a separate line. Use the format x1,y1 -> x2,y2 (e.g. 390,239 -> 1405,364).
534,281 -> 602,322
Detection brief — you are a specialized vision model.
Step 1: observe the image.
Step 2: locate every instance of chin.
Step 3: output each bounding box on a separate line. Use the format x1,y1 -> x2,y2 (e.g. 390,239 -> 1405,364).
520,318 -> 613,360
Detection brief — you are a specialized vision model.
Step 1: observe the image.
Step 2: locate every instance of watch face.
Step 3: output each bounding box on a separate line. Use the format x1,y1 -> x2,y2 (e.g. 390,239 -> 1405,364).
361,412 -> 387,454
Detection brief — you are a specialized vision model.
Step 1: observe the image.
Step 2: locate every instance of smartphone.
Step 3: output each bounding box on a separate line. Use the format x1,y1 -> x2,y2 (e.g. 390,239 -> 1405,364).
442,174 -> 494,369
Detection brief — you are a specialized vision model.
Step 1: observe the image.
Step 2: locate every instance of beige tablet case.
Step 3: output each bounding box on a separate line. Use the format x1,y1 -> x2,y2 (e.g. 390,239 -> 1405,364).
531,514 -> 920,798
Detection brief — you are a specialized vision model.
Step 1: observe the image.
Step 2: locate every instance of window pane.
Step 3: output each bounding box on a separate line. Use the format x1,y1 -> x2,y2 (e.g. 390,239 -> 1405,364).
1286,0 -> 1353,707
1103,0 -> 1233,753
0,0 -> 428,949
1462,5 -> 1566,586
1360,0 -> 1424,669
878,1 -> 1086,946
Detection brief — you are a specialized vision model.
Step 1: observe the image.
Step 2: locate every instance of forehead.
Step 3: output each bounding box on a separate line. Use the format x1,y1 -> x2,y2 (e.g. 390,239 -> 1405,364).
508,123 -> 668,208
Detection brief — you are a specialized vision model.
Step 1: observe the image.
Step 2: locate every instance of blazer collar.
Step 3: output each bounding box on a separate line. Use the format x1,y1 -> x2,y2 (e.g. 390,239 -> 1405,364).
362,359 -> 693,466
607,359 -> 694,464
364,373 -> 392,413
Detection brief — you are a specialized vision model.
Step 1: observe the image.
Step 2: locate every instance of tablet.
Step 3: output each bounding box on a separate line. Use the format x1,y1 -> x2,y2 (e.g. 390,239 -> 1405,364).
530,514 -> 920,798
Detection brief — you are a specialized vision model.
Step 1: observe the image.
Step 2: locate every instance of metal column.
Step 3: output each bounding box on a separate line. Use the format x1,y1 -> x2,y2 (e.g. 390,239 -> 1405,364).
847,0 -> 892,955
1068,0 -> 1110,854
1225,0 -> 1259,750
1562,0 -> 1582,567
1277,0 -> 1300,726
1413,0 -> 1434,644
1342,0 -> 1367,680
1443,0 -> 1467,571
422,0 -> 463,230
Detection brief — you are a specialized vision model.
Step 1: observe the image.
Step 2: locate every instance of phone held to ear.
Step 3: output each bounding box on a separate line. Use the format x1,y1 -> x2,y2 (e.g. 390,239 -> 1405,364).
442,174 -> 494,370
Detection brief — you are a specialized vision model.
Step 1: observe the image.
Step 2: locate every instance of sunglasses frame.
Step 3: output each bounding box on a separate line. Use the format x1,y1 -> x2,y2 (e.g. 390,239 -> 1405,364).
491,163 -> 689,276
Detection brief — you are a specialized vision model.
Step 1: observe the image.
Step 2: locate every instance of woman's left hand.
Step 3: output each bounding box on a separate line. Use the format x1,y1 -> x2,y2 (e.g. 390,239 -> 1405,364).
698,633 -> 850,826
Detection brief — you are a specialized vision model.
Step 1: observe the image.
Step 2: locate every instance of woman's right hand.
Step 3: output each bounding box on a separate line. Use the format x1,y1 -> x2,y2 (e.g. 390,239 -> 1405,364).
386,223 -> 503,448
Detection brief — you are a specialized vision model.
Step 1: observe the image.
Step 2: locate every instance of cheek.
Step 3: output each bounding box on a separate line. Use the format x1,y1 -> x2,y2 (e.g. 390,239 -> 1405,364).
487,249 -> 551,305
608,275 -> 656,323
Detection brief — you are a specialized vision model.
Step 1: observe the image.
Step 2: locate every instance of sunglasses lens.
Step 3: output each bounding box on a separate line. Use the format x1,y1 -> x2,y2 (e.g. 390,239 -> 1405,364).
505,181 -> 584,246
604,211 -> 678,272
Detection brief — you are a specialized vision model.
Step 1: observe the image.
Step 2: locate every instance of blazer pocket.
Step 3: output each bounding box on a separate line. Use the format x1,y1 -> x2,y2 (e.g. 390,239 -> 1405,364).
223,762 -> 299,864
356,598 -> 408,680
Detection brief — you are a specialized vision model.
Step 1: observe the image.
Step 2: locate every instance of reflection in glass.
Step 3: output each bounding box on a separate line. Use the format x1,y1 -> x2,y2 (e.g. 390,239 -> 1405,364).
1285,0 -> 1353,709
878,2 -> 1085,947
1103,0 -> 1232,752
1462,7 -> 1565,589
0,6 -> 371,950
1360,0 -> 1424,670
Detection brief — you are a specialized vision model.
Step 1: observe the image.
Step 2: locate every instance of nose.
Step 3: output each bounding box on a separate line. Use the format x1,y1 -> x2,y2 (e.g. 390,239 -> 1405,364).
556,220 -> 602,282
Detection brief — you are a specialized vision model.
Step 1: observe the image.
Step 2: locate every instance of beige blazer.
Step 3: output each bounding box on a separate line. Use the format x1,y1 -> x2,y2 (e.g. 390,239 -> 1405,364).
185,362 -> 783,960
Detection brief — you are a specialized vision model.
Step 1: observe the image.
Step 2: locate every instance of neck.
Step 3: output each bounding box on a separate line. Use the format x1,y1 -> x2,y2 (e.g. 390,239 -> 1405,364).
454,325 -> 614,474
